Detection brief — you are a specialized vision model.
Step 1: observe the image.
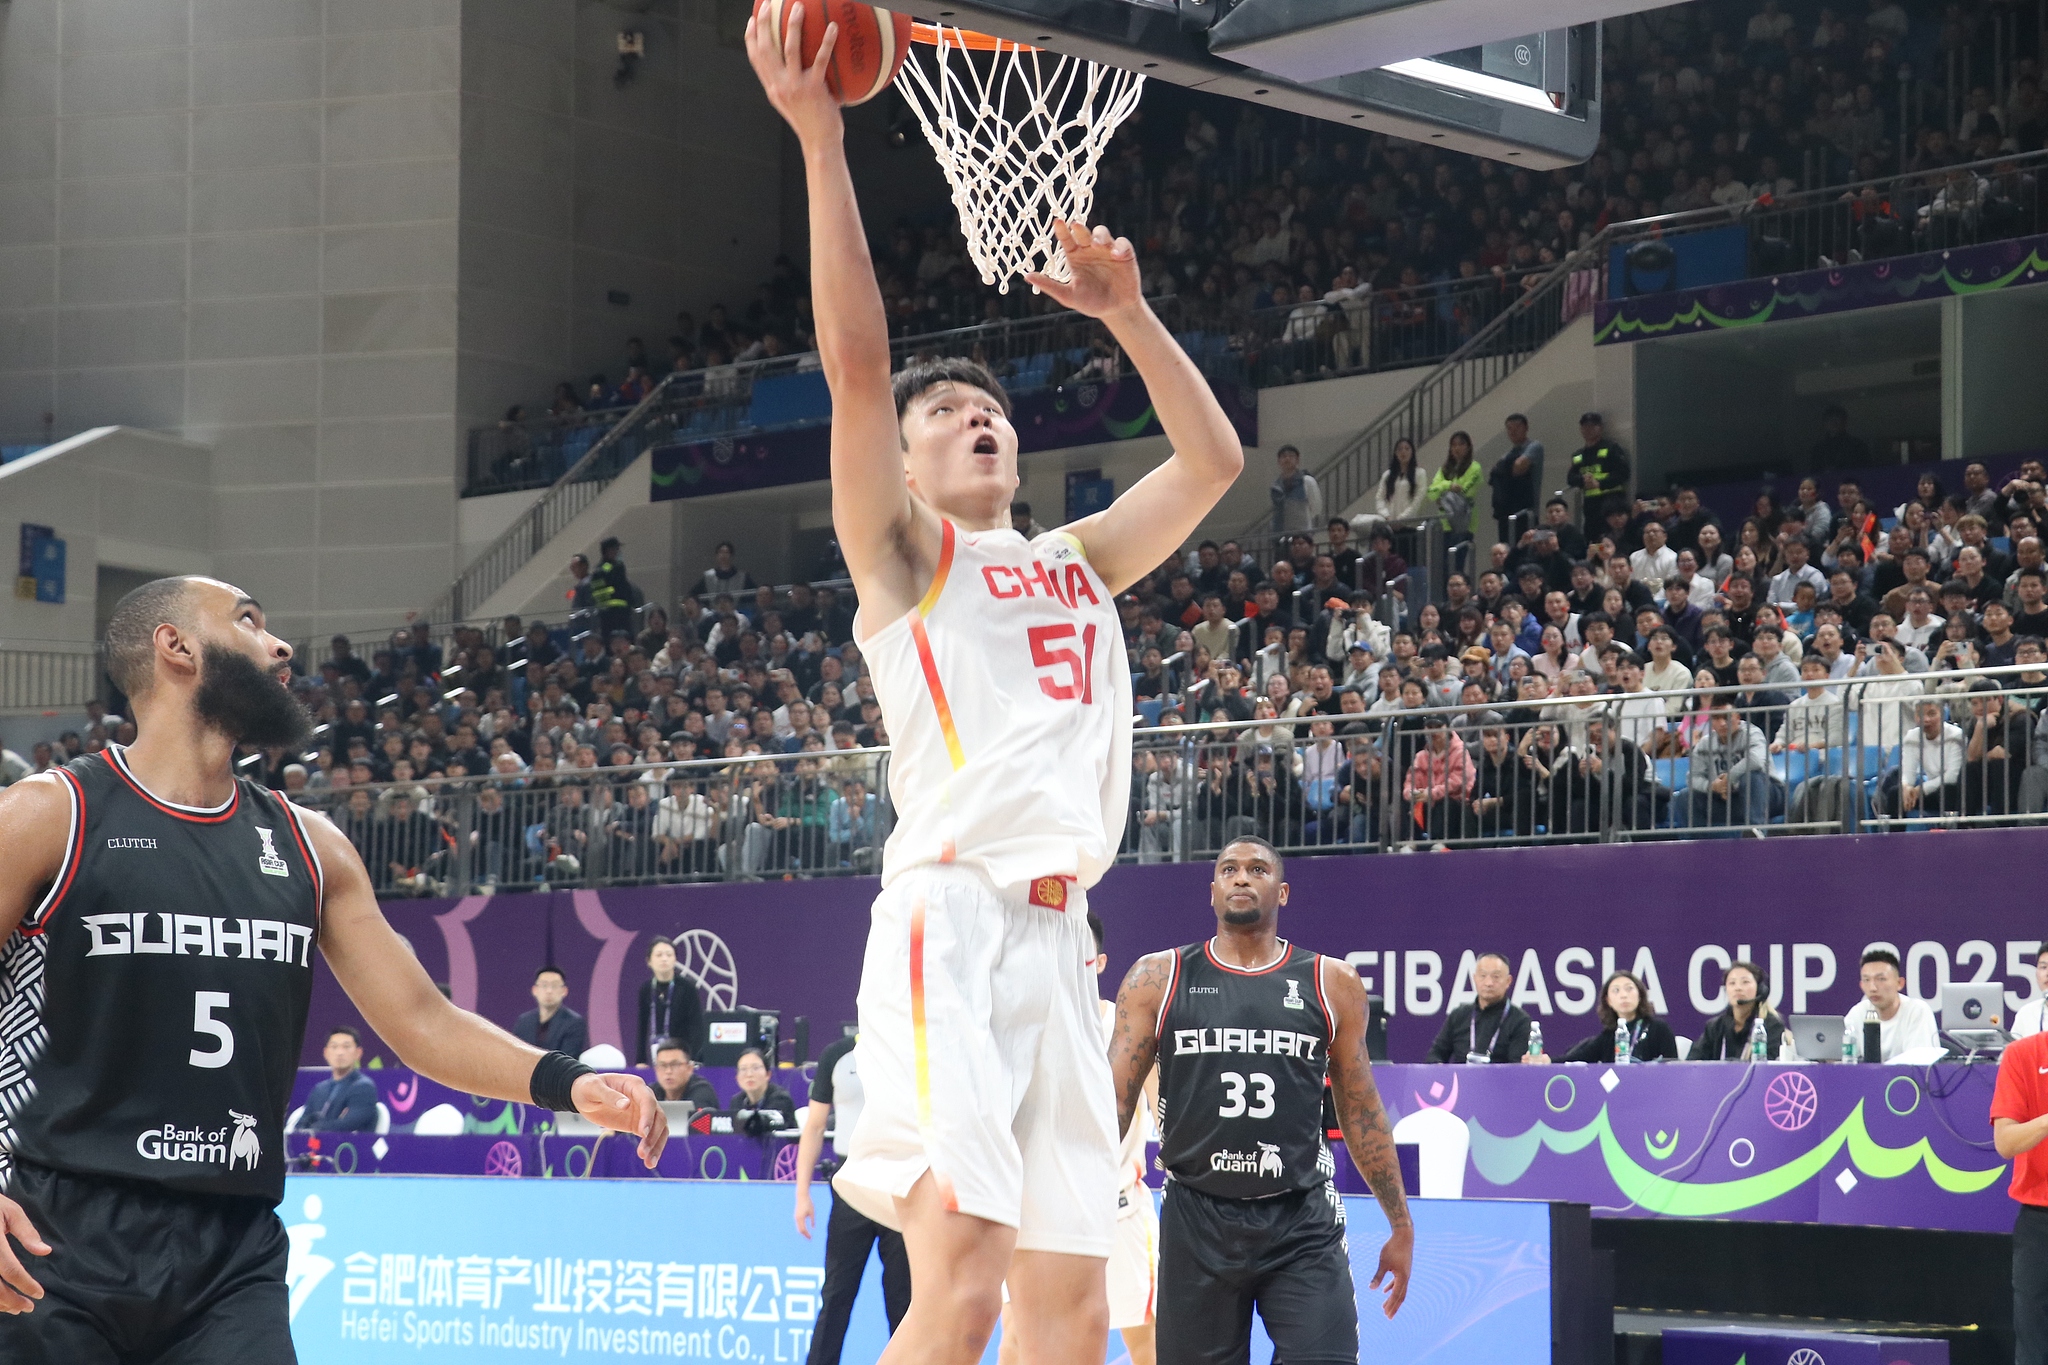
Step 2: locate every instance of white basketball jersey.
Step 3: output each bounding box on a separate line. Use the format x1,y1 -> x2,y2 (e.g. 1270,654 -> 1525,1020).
863,520 -> 1132,893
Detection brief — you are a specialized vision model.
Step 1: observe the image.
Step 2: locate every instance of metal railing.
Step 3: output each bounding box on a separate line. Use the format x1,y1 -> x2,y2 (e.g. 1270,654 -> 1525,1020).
0,648 -> 101,712
1600,146 -> 2048,282
1230,150 -> 2048,567
423,376 -> 689,630
1233,237 -> 1606,563
271,666 -> 2048,894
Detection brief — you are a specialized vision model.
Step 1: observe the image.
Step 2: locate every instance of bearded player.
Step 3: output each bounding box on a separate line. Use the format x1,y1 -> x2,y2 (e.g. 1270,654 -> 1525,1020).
747,12 -> 1245,1365
0,578 -> 666,1361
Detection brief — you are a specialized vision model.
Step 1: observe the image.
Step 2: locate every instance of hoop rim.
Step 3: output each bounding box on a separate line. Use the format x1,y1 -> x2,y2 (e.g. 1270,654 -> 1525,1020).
909,21 -> 1038,52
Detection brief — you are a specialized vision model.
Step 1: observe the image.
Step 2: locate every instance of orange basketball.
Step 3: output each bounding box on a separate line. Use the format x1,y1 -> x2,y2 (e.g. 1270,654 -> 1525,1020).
753,0 -> 913,105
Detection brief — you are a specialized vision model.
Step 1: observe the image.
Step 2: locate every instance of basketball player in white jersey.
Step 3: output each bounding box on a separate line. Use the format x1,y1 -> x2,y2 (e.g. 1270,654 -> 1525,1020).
1094,912 -> 1161,1365
748,14 -> 1245,1365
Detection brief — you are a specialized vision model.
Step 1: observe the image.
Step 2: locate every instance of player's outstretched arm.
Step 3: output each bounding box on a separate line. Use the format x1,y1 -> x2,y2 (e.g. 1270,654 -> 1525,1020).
1109,950 -> 1174,1139
745,7 -> 939,614
1029,221 -> 1244,594
1321,956 -> 1412,1318
0,778 -> 68,1311
302,811 -> 667,1167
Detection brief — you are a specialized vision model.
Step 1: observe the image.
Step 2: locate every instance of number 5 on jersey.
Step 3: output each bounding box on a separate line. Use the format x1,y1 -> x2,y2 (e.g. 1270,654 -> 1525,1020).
1219,1070 -> 1275,1118
1029,623 -> 1098,702
191,990 -> 234,1069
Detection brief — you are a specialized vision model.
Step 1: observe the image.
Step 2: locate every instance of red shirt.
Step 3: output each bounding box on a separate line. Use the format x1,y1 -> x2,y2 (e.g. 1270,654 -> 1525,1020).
1991,1032 -> 2048,1205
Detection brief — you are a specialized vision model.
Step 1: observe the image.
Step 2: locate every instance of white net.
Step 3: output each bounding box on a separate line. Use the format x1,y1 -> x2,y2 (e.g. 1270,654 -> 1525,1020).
893,27 -> 1145,294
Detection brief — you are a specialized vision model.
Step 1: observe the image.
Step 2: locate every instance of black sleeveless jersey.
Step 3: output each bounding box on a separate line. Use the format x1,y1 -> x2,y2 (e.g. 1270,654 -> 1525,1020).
0,748 -> 323,1204
1155,940 -> 1335,1200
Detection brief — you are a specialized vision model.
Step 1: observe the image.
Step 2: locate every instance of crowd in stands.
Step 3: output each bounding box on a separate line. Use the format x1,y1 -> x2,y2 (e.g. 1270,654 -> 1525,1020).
497,0 -> 2044,436
12,407 -> 2047,888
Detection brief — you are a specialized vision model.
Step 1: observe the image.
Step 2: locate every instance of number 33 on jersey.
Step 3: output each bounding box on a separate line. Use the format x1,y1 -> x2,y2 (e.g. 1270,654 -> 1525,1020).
865,520 -> 1134,892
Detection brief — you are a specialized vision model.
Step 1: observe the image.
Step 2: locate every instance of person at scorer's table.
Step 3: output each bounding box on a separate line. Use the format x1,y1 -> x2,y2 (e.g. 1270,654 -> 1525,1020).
1991,1014 -> 2048,1365
299,1026 -> 380,1131
731,1046 -> 798,1134
1425,952 -> 1533,1063
637,935 -> 707,1064
1525,971 -> 1678,1064
1843,948 -> 1940,1060
513,964 -> 590,1059
653,1037 -> 720,1109
1688,959 -> 1788,1060
2014,943 -> 2048,1038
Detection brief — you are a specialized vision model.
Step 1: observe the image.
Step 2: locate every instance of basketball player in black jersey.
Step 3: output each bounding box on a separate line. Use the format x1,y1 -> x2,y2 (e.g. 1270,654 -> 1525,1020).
1107,838 -> 1411,1365
0,576 -> 667,1362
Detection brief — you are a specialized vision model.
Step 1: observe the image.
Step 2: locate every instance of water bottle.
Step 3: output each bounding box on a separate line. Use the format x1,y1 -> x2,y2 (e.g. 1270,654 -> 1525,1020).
1614,1020 -> 1632,1065
1527,1020 -> 1544,1060
1750,1016 -> 1768,1062
1840,1022 -> 1856,1064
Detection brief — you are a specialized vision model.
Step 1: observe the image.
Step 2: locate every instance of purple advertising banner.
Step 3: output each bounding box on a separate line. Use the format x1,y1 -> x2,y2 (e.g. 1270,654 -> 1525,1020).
313,830 -> 2048,1071
647,374 -> 1259,501
282,1058 -> 2007,1230
1593,232 -> 2048,343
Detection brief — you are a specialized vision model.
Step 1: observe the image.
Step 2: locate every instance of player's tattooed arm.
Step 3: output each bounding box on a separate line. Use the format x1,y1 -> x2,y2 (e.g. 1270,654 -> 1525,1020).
1323,955 -> 1413,1317
1109,951 -> 1174,1139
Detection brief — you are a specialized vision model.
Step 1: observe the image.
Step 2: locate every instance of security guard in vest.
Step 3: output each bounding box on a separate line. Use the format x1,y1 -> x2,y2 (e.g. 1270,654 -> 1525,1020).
1566,412 -> 1632,539
591,536 -> 637,643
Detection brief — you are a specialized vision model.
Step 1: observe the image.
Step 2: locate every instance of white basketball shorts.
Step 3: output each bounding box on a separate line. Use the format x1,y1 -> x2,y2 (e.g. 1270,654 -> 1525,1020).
1106,1185 -> 1159,1329
832,863 -> 1119,1258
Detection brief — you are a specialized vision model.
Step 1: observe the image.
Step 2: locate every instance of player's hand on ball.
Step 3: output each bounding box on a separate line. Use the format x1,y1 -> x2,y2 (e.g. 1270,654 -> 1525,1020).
0,1195 -> 49,1314
572,1072 -> 670,1168
745,2 -> 843,146
1026,220 -> 1145,321
1370,1223 -> 1413,1318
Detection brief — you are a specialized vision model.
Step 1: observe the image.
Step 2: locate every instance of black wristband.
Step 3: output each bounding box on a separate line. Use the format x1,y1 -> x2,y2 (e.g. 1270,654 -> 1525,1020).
530,1051 -> 597,1112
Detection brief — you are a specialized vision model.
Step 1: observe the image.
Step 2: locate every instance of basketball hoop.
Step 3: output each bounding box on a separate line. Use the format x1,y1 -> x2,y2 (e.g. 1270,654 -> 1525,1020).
894,22 -> 1144,294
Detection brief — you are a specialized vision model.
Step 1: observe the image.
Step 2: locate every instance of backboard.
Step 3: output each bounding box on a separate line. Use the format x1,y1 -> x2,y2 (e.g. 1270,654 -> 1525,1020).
904,0 -> 1680,166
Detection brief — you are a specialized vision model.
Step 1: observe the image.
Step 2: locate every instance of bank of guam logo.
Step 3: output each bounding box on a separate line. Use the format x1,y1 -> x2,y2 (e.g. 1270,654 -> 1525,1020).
1282,979 -> 1305,1010
254,827 -> 289,878
1257,1142 -> 1283,1178
229,1110 -> 262,1170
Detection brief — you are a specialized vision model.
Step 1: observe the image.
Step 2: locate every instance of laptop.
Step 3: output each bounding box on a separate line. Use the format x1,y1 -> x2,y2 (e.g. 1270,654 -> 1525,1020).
1787,1014 -> 1845,1062
1941,982 -> 2010,1051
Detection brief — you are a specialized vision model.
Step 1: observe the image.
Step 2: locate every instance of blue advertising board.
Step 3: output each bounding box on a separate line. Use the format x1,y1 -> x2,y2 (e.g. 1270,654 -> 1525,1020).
282,1177 -> 1552,1364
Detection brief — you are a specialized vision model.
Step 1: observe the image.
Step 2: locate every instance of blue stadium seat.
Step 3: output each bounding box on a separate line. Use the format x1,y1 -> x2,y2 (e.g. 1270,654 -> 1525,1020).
1134,697 -> 1163,727
745,371 -> 832,429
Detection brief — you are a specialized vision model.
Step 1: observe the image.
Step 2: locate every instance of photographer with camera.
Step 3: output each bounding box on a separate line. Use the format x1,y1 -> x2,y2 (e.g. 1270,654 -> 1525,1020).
731,1046 -> 798,1136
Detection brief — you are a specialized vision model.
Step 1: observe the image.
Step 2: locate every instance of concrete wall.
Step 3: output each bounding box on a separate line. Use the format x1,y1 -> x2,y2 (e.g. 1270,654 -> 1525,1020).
0,0 -> 793,643
0,425 -> 212,645
1629,301 -> 1944,492
1948,287 -> 2048,464
0,0 -> 465,641
453,0 -> 788,443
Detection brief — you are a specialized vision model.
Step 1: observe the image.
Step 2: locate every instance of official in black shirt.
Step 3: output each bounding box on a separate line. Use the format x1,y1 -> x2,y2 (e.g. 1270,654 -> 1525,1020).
795,1035 -> 910,1365
636,935 -> 706,1064
513,965 -> 590,1059
732,1046 -> 798,1134
652,1038 -> 721,1109
1689,960 -> 1789,1061
1424,952 -> 1533,1062
1544,971 -> 1679,1064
